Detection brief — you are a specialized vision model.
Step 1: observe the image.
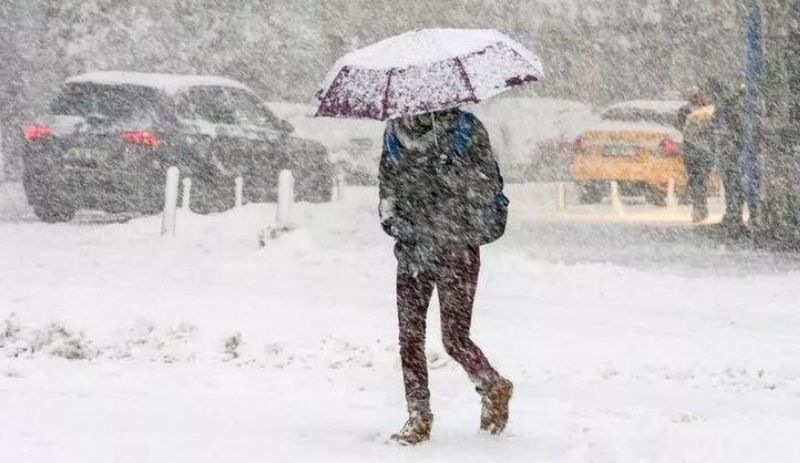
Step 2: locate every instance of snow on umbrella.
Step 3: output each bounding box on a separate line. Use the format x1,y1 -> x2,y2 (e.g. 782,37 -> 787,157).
315,29 -> 544,121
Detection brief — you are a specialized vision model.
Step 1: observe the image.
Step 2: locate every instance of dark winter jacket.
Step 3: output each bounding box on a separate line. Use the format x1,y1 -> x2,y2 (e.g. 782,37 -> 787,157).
682,105 -> 716,156
714,92 -> 746,162
378,109 -> 503,252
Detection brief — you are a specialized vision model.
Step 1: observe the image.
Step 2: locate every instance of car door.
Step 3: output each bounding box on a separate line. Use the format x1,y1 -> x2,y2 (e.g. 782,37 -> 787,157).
224,89 -> 293,200
225,89 -> 288,172
175,86 -> 257,178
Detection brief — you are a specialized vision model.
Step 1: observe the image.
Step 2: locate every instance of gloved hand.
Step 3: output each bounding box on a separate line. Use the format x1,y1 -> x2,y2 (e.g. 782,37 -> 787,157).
382,216 -> 416,243
401,236 -> 438,277
380,196 -> 416,243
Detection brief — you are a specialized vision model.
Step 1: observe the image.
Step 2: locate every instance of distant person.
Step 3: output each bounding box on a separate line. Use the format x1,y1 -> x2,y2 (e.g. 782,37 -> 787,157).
676,86 -> 703,131
681,87 -> 716,223
379,108 -> 512,445
707,79 -> 748,234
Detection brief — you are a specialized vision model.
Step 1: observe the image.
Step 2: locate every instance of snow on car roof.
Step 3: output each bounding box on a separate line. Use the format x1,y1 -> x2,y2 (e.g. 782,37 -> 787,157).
473,96 -> 598,140
65,71 -> 252,95
605,100 -> 687,114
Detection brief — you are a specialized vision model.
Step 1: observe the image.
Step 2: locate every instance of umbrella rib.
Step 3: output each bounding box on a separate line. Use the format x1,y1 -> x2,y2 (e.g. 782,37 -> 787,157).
454,57 -> 478,103
381,69 -> 396,120
507,46 -> 543,81
315,66 -> 350,118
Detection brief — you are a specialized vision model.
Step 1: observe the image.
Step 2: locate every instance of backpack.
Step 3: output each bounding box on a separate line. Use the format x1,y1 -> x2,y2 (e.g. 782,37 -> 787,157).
385,111 -> 509,245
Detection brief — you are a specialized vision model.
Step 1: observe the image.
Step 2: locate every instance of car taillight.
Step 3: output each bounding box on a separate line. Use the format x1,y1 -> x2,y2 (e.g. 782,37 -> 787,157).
575,136 -> 587,154
24,124 -> 53,142
660,138 -> 680,157
119,131 -> 162,148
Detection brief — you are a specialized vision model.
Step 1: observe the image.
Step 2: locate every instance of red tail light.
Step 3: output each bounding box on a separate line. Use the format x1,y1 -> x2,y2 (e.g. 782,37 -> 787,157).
660,137 -> 680,157
119,131 -> 162,148
575,136 -> 588,154
24,124 -> 53,142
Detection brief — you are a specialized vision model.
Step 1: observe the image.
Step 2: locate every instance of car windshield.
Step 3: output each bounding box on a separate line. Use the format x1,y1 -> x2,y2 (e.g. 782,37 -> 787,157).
601,106 -> 677,126
50,83 -> 172,123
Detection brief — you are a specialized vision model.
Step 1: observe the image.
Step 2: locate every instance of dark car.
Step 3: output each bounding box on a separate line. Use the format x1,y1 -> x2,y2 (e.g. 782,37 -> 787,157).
22,71 -> 333,222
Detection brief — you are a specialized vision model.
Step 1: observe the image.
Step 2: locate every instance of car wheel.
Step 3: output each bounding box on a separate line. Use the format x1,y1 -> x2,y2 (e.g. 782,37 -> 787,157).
578,183 -> 604,204
33,201 -> 77,223
190,173 -> 235,214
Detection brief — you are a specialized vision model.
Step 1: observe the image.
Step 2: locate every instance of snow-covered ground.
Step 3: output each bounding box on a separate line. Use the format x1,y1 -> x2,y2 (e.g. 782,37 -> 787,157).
1,183 -> 800,462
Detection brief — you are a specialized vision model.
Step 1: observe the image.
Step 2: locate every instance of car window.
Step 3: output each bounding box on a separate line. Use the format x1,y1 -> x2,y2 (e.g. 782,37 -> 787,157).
51,83 -> 173,123
177,87 -> 236,125
226,90 -> 284,130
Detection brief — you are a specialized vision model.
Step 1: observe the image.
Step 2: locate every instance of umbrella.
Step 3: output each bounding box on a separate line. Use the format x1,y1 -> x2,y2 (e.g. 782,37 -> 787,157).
315,28 -> 544,121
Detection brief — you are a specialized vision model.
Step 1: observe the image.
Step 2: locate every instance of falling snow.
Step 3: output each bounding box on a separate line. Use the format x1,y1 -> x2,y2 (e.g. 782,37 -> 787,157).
2,1 -> 800,462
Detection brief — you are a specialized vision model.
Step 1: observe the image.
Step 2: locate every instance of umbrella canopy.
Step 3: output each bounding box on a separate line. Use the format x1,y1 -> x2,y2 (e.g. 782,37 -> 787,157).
315,29 -> 544,121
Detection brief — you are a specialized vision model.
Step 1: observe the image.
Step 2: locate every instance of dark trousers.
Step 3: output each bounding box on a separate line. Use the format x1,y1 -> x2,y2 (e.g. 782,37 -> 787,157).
684,144 -> 713,221
721,150 -> 746,224
396,245 -> 500,414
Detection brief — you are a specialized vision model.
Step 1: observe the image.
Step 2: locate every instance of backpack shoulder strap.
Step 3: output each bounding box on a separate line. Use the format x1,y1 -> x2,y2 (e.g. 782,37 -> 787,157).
386,112 -> 475,165
453,111 -> 475,159
384,122 -> 401,166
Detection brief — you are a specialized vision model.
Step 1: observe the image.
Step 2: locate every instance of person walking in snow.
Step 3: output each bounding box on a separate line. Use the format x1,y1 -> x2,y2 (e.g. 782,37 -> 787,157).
378,108 -> 512,445
681,86 -> 716,223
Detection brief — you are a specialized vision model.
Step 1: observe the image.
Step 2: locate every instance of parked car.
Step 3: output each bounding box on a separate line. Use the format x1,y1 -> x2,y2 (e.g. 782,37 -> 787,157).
526,136 -> 575,181
472,97 -> 598,182
333,137 -> 380,185
22,71 -> 333,222
266,102 -> 383,185
570,100 -> 688,205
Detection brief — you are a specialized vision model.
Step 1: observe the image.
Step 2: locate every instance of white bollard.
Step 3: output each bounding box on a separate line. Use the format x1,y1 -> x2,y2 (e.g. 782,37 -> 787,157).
718,180 -> 728,218
259,170 -> 297,247
666,178 -> 678,211
235,176 -> 244,208
556,182 -> 567,213
276,170 -> 295,226
161,167 -> 180,236
181,177 -> 192,210
336,170 -> 347,201
610,181 -> 624,215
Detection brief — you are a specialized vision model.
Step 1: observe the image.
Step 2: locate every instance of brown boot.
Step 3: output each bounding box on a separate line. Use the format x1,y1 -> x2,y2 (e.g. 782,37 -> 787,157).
389,411 -> 433,446
480,378 -> 513,435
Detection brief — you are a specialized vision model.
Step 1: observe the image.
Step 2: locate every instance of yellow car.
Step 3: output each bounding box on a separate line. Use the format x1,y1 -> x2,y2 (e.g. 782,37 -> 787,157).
571,100 -> 688,205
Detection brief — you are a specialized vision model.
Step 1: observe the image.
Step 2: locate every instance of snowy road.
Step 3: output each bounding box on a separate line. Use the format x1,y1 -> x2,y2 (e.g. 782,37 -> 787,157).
1,184 -> 799,462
